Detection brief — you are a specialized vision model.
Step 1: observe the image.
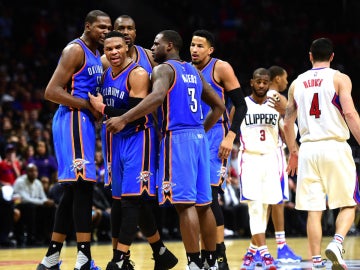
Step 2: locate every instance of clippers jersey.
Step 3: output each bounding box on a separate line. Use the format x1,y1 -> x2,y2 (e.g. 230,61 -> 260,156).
199,58 -> 230,127
240,96 -> 281,154
160,60 -> 204,133
294,67 -> 349,143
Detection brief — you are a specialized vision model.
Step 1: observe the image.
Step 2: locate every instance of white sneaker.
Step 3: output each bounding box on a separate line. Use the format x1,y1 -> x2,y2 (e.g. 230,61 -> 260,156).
186,262 -> 204,270
325,241 -> 347,270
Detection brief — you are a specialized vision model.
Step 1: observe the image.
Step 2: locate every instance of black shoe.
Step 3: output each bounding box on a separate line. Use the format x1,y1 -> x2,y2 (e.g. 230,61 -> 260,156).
217,255 -> 229,270
153,247 -> 178,270
36,263 -> 61,270
217,243 -> 229,270
106,259 -> 134,270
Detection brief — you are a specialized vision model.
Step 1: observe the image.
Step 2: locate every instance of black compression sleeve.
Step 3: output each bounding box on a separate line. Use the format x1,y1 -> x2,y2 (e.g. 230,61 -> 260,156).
103,106 -> 127,117
226,87 -> 247,134
103,97 -> 144,117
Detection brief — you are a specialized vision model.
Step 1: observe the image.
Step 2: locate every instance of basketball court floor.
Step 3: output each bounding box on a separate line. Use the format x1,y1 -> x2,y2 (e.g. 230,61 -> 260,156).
1,236 -> 359,269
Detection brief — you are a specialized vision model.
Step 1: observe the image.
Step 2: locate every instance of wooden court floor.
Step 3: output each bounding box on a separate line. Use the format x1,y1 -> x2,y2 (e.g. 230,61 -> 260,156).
1,236 -> 360,270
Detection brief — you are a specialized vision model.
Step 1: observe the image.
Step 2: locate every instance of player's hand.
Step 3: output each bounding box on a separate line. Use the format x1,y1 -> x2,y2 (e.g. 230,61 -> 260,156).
88,92 -> 104,113
286,151 -> 298,177
267,90 -> 286,115
218,135 -> 233,159
105,116 -> 127,134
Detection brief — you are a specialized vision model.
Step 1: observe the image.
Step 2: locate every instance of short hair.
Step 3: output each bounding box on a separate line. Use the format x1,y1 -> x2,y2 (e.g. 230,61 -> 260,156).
159,30 -> 183,51
26,163 -> 37,171
85,10 -> 110,24
105,31 -> 126,41
114,14 -> 135,27
253,67 -> 270,78
192,29 -> 215,47
268,65 -> 285,81
310,38 -> 333,62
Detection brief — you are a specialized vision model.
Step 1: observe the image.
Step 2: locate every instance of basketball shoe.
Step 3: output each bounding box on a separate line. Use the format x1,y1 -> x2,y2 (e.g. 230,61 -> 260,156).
153,247 -> 178,270
277,244 -> 302,263
325,241 -> 347,270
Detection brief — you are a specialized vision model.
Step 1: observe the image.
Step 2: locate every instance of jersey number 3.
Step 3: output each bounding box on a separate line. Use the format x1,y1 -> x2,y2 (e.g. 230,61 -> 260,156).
309,93 -> 321,118
188,87 -> 198,113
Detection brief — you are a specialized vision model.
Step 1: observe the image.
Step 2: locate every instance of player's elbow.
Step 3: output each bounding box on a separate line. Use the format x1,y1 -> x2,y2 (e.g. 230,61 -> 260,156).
44,88 -> 54,102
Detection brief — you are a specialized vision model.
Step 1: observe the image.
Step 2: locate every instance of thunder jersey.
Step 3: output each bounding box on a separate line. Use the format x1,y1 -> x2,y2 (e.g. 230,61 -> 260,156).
134,45 -> 153,75
60,38 -> 102,115
101,62 -> 153,136
294,67 -> 349,143
239,96 -> 281,154
160,60 -> 204,133
199,58 -> 230,126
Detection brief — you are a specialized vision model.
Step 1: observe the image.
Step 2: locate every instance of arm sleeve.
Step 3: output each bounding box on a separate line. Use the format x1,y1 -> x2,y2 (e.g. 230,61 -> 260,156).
226,87 -> 247,134
104,97 -> 146,126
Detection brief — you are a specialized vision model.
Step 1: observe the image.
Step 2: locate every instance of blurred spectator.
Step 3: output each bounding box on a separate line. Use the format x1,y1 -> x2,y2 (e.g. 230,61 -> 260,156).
221,167 -> 250,237
0,183 -> 18,247
0,143 -> 21,186
92,182 -> 112,242
13,163 -> 55,245
28,140 -> 57,184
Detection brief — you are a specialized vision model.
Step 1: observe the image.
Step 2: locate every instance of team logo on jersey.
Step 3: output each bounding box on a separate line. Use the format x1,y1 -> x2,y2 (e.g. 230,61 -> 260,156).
71,158 -> 90,172
137,171 -> 152,183
217,166 -> 228,179
161,181 -> 176,193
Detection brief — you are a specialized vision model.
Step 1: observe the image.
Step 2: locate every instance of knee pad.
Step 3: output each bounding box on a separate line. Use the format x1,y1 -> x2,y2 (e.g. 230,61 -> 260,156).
118,199 -> 140,245
138,201 -> 157,237
73,181 -> 93,232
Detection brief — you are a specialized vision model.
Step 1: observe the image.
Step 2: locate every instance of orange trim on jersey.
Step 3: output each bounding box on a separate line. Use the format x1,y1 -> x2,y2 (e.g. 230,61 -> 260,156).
77,110 -> 86,179
163,63 -> 177,131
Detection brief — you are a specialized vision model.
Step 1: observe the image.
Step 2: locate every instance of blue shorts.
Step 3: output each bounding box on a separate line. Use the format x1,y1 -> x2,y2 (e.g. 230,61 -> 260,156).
111,127 -> 157,199
206,124 -> 229,189
157,129 -> 212,205
52,106 -> 96,182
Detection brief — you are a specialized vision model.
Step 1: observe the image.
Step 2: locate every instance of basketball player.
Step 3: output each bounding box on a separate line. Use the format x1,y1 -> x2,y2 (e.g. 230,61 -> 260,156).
102,14 -> 156,72
190,29 -> 247,270
105,30 -> 225,270
89,31 -> 178,270
267,65 -> 302,263
238,68 -> 283,270
36,10 -> 111,270
99,16 -> 174,270
284,37 -> 360,270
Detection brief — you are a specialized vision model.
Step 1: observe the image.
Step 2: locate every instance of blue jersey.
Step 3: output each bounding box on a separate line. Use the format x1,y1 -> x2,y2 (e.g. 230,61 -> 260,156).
53,38 -> 101,182
101,61 -> 153,187
134,45 -> 153,75
160,60 -> 204,133
101,62 -> 153,136
199,58 -> 230,126
60,38 -> 103,118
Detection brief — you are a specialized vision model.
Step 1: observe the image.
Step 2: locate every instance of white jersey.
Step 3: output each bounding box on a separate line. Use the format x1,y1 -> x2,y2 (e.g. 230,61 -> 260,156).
294,67 -> 349,143
239,96 -> 281,154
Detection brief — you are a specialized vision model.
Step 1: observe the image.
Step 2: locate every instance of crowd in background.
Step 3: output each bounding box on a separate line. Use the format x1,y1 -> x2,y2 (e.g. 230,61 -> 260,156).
0,0 -> 360,248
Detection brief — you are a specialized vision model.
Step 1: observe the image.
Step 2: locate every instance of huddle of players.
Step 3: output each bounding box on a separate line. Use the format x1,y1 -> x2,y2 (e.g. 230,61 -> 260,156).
38,8 -> 360,270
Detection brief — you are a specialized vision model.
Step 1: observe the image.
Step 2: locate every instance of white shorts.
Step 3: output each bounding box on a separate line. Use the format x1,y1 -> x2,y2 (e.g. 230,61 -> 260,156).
295,140 -> 357,211
239,149 -> 284,204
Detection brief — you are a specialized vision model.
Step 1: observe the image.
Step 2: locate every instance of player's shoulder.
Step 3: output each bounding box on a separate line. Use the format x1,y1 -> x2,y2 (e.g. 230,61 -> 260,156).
214,58 -> 234,74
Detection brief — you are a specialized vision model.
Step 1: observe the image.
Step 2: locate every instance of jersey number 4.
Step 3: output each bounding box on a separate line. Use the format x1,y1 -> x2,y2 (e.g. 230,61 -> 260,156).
309,93 -> 321,118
